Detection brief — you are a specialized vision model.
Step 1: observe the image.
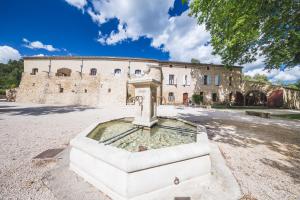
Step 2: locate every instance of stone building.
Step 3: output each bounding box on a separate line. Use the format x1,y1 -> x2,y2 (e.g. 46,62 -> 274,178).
16,56 -> 300,109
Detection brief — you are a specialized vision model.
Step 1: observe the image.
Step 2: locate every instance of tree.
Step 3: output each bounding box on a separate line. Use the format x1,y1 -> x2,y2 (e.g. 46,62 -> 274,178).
285,79 -> 300,89
185,0 -> 300,70
252,74 -> 269,83
191,58 -> 200,63
0,60 -> 23,94
242,73 -> 270,83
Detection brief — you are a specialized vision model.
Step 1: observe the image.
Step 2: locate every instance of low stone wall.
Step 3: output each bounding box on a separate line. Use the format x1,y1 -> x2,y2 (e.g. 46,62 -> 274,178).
6,88 -> 17,102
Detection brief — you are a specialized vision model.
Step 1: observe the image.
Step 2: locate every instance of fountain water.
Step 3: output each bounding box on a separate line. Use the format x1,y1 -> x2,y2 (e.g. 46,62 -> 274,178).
70,65 -> 211,200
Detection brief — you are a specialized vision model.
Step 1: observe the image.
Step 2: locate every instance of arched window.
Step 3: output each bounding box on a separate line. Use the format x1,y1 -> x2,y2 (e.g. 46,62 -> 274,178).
90,68 -> 97,76
135,69 -> 141,75
114,68 -> 121,76
56,68 -> 72,77
168,92 -> 175,102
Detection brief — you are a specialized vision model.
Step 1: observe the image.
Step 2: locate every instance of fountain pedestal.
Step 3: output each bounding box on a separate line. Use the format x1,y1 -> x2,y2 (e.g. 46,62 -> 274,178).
128,78 -> 160,127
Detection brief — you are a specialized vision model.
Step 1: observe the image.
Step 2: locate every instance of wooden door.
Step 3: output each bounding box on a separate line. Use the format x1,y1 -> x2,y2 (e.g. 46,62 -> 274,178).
183,93 -> 188,105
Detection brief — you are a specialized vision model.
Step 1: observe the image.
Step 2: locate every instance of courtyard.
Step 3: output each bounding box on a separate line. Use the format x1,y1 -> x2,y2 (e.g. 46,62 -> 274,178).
0,101 -> 299,200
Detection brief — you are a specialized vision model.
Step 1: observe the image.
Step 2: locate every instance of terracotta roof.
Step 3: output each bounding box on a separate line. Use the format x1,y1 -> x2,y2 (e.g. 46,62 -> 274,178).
22,56 -> 243,68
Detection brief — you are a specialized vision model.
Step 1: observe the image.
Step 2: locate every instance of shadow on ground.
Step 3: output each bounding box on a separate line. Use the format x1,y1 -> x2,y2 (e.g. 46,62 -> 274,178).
0,105 -> 96,116
178,112 -> 300,184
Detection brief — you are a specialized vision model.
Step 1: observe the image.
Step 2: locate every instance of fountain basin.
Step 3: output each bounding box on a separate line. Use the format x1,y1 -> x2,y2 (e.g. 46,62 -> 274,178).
70,118 -> 211,200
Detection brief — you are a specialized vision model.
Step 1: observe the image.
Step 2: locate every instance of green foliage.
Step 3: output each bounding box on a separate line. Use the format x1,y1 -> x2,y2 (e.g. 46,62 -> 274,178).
243,73 -> 270,83
191,58 -> 200,63
0,60 -> 24,91
285,79 -> 300,90
192,93 -> 203,104
188,0 -> 300,70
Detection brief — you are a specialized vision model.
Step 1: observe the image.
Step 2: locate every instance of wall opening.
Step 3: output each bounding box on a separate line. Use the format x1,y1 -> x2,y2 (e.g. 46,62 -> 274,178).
267,90 -> 283,108
31,68 -> 38,75
56,68 -> 72,77
229,91 -> 244,106
90,68 -> 97,76
212,93 -> 218,102
168,92 -> 175,103
245,90 -> 267,106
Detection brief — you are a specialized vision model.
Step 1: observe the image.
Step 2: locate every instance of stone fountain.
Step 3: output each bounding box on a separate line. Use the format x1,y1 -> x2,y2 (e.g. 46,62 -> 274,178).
69,65 -> 211,200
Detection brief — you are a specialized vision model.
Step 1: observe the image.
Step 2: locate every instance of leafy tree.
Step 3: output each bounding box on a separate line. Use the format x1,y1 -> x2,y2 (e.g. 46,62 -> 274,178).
243,73 -> 270,83
285,79 -> 300,89
191,58 -> 200,63
252,74 -> 269,83
185,0 -> 300,69
0,60 -> 23,94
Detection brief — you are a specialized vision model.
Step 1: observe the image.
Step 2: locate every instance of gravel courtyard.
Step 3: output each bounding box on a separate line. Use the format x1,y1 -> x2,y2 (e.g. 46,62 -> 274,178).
0,101 -> 299,200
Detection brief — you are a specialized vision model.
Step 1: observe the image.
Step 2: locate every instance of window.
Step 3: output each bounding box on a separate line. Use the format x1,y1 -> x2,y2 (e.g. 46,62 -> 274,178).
169,74 -> 175,85
114,68 -> 121,76
84,89 -> 87,93
229,76 -> 232,86
58,84 -> 64,93
204,75 -> 211,85
135,69 -> 141,75
31,68 -> 38,75
90,68 -> 97,76
212,93 -> 218,102
215,75 -> 221,86
207,66 -> 210,70
168,92 -> 175,102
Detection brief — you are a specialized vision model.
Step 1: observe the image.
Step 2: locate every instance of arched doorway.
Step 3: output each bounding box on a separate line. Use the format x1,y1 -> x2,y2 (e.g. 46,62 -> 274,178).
245,90 -> 267,106
56,68 -> 72,77
229,91 -> 244,106
267,90 -> 283,108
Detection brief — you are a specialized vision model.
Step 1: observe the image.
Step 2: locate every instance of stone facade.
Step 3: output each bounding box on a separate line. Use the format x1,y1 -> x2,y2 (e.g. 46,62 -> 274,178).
16,56 -> 300,109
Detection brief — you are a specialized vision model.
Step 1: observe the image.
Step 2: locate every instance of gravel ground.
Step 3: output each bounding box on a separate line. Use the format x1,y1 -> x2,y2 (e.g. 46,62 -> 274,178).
1,102 -> 300,200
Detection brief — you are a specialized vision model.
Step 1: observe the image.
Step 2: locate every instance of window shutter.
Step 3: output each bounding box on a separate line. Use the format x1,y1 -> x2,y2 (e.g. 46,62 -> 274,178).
164,74 -> 169,84
187,75 -> 191,86
208,75 -> 211,85
215,75 -> 219,85
182,75 -> 186,85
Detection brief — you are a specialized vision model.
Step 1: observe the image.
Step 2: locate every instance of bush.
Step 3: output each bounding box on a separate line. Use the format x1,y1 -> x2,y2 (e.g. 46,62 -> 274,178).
192,94 -> 203,104
0,89 -> 6,95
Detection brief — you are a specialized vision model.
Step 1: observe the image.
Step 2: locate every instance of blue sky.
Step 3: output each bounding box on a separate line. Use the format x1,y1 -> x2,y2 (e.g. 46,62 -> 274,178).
0,0 -> 299,83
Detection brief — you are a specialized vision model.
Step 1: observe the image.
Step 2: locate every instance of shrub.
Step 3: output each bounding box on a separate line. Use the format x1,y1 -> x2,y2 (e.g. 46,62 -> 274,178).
192,94 -> 203,104
0,89 -> 6,95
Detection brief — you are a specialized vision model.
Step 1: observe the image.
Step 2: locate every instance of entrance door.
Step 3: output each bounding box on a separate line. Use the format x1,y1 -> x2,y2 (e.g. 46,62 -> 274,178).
183,93 -> 188,105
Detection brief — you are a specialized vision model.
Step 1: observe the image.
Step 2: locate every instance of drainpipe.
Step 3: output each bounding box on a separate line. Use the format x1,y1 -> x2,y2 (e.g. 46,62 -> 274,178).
48,59 -> 51,78
80,59 -> 83,79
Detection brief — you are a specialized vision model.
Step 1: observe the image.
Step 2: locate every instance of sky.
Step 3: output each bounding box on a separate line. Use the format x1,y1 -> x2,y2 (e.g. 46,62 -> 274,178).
0,0 -> 299,83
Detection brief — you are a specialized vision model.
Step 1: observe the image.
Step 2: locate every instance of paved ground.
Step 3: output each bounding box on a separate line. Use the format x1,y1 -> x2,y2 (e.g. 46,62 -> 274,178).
0,101 -> 299,200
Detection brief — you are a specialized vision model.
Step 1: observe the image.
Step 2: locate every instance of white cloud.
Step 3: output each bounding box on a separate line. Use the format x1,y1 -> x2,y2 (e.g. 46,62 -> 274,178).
33,54 -> 45,57
0,46 -> 21,64
86,0 -> 220,63
65,0 -> 87,10
23,38 -> 59,52
245,66 -> 300,83
65,0 -> 299,83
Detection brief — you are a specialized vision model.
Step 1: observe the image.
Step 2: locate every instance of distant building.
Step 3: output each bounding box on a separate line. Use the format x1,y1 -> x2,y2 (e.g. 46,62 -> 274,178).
16,56 -> 299,109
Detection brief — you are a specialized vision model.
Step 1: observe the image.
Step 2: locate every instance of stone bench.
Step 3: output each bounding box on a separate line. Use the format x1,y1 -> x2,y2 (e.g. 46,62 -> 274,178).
245,111 -> 271,118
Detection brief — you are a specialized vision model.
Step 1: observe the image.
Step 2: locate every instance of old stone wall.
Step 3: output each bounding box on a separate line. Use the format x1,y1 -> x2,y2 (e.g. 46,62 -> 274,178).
160,65 -> 242,105
16,72 -> 101,106
17,57 -> 299,109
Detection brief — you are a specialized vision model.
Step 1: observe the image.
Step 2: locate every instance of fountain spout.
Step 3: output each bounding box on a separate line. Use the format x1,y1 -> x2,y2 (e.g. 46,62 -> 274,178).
128,66 -> 161,127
